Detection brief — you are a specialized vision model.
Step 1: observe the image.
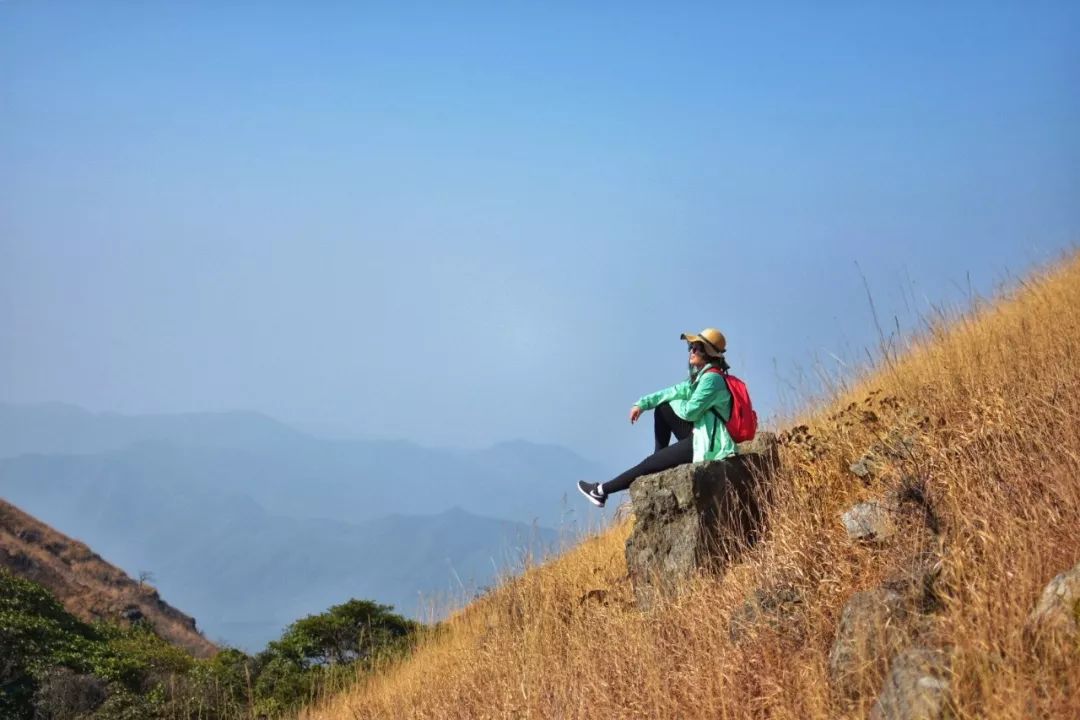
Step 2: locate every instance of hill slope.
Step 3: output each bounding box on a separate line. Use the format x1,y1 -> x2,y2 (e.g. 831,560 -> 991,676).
0,498 -> 217,658
302,253 -> 1080,719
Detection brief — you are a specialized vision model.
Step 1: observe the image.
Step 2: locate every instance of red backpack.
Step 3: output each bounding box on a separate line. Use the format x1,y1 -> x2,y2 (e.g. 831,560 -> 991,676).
705,367 -> 758,443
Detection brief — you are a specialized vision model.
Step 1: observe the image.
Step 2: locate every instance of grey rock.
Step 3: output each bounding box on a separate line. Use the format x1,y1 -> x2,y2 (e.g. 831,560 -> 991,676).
121,605 -> 144,623
843,480 -> 941,544
870,647 -> 951,720
1025,560 -> 1080,653
829,588 -> 911,699
842,501 -> 896,542
625,433 -> 777,610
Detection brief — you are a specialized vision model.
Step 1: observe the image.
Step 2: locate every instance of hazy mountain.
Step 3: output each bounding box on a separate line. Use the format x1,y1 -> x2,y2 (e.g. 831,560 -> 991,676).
0,402 -> 607,649
0,401 -> 315,457
0,456 -> 557,650
0,403 -> 612,528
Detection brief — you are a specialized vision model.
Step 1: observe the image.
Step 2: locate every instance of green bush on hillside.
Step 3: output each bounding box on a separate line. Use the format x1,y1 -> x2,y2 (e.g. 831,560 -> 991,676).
0,569 -> 420,719
1,569 -> 106,716
253,598 -> 419,715
267,598 -> 417,667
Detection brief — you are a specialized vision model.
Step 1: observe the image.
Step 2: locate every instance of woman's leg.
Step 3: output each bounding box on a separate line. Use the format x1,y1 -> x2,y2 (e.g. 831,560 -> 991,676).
601,436 -> 693,495
654,401 -> 694,451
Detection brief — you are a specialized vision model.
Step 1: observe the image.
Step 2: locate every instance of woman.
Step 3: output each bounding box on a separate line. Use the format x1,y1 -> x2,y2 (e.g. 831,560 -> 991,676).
578,327 -> 737,507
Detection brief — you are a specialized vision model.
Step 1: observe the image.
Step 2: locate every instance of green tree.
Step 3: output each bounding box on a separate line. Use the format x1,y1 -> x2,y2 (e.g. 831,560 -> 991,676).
266,599 -> 416,667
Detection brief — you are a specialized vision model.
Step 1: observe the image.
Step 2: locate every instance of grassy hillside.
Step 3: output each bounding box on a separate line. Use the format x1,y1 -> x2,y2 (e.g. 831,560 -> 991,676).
0,498 -> 217,658
301,252 -> 1080,719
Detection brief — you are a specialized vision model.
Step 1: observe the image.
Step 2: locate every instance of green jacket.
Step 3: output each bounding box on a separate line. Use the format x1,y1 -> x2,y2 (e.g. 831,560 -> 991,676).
635,362 -> 737,462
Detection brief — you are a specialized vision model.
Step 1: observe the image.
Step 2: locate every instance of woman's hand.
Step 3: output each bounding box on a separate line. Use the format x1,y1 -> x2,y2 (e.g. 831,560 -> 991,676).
629,405 -> 642,424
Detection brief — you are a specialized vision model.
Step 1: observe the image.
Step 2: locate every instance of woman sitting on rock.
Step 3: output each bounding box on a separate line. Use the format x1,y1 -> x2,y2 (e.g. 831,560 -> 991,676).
578,328 -> 737,507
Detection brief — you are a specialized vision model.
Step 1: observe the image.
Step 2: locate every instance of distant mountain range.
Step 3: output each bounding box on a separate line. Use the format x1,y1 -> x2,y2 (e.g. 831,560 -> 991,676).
0,402 -> 609,528
0,402 -> 613,650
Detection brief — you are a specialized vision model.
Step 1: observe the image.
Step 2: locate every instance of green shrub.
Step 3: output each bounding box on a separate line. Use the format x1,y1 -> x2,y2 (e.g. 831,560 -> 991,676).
1,570 -> 105,718
1,569 -> 420,719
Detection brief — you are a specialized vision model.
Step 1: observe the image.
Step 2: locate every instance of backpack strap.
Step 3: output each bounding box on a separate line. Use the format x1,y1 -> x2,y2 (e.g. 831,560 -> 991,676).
704,366 -> 733,423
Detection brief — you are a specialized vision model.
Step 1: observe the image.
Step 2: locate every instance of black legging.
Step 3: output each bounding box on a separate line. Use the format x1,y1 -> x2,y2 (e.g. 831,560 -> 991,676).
601,401 -> 694,495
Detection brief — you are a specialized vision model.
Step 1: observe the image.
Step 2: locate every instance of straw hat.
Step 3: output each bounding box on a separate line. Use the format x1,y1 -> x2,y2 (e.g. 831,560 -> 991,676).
680,328 -> 726,357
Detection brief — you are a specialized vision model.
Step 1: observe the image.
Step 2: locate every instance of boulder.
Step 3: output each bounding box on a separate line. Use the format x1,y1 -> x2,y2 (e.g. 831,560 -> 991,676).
841,478 -> 942,544
870,647 -> 951,720
842,501 -> 896,542
829,588 -> 911,699
625,433 -> 777,610
1025,560 -> 1080,654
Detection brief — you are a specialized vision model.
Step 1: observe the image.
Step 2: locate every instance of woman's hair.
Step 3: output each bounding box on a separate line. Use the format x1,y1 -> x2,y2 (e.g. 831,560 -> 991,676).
710,354 -> 731,373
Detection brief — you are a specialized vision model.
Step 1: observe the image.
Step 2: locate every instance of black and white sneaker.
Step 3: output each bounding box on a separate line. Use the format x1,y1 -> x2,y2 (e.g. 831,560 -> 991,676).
577,480 -> 606,507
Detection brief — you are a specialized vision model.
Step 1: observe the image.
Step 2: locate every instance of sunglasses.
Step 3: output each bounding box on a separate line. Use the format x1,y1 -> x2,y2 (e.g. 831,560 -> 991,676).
688,344 -> 706,355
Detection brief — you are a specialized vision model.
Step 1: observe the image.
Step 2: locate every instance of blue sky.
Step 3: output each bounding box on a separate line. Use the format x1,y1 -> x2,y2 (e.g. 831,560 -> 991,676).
2,2 -> 1077,467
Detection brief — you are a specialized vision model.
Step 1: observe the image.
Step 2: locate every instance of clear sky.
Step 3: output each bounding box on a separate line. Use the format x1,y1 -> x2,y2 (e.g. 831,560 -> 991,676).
2,2 -> 1077,467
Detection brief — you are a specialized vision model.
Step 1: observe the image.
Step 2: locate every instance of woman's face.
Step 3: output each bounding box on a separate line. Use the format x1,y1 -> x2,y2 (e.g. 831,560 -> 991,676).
688,342 -> 709,369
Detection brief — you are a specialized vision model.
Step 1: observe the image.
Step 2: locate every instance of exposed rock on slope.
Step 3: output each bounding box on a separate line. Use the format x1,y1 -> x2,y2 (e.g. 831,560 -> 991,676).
1026,560 -> 1080,655
870,647 -> 952,720
624,434 -> 779,610
0,498 -> 216,658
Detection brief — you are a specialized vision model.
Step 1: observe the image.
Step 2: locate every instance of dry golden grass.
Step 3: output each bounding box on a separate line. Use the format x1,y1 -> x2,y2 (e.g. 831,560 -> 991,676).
302,252 -> 1080,719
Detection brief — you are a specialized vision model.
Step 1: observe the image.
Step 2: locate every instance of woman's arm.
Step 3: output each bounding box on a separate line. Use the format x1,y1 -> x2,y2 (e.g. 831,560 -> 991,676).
635,380 -> 690,412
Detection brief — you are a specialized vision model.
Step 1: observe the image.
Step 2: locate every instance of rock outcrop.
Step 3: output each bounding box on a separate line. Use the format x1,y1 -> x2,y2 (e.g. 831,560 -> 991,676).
830,478 -> 949,708
870,647 -> 952,720
625,433 -> 778,610
829,587 -> 912,699
842,500 -> 897,542
1025,560 -> 1080,655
